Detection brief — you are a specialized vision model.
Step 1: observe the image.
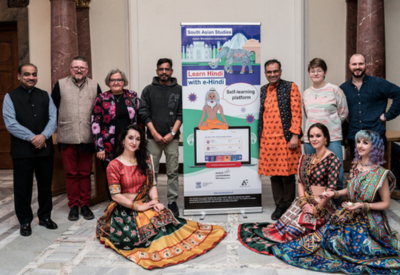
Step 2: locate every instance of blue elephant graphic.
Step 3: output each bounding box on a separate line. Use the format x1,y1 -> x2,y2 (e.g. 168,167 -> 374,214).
209,46 -> 253,74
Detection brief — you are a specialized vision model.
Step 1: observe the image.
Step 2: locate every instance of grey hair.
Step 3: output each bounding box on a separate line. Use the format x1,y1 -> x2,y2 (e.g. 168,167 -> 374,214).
104,68 -> 129,87
205,87 -> 220,106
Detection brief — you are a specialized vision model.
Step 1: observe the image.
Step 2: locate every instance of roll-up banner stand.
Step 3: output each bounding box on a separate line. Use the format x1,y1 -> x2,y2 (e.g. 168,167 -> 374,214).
181,23 -> 262,217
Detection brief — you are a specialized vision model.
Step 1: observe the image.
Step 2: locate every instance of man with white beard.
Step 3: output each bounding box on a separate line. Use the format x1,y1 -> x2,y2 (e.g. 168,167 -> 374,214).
139,58 -> 182,217
198,88 -> 229,130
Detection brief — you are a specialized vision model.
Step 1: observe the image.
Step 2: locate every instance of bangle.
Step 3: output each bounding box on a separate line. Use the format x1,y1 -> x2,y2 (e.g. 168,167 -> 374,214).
362,202 -> 370,212
131,202 -> 139,211
333,190 -> 340,199
313,204 -> 327,218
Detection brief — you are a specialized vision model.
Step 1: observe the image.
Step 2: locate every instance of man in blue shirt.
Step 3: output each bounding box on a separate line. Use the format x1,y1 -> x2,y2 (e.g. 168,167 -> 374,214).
2,64 -> 58,236
340,53 -> 400,158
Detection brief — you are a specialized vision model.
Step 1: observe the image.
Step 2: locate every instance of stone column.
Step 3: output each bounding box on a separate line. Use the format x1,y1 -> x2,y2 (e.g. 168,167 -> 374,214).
76,0 -> 93,78
345,0 -> 358,80
357,0 -> 385,78
50,0 -> 79,87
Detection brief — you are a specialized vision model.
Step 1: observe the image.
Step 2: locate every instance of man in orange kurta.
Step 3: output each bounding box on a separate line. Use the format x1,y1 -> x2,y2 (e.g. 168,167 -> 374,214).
257,59 -> 302,220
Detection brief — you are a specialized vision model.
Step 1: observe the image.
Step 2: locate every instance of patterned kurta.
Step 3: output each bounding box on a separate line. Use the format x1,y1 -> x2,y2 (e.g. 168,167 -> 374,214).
258,83 -> 302,176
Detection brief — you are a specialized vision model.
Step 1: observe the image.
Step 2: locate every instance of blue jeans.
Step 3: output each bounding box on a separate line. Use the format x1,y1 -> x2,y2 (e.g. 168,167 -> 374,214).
303,141 -> 344,191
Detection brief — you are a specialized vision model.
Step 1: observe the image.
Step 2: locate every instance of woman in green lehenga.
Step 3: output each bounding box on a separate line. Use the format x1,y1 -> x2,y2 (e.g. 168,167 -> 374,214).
272,130 -> 400,275
96,125 -> 226,269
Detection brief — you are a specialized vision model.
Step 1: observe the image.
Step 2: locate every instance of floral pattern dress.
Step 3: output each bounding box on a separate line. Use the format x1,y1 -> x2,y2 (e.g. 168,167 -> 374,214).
91,89 -> 140,163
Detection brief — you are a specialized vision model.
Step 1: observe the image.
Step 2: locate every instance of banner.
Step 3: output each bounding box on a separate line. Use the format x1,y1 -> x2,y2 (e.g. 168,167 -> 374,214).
181,23 -> 262,215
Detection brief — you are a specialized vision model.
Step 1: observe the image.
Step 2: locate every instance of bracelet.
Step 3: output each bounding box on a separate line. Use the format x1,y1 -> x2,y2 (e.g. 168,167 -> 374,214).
362,202 -> 370,212
313,204 -> 327,218
130,201 -> 139,211
298,196 -> 307,207
333,190 -> 340,199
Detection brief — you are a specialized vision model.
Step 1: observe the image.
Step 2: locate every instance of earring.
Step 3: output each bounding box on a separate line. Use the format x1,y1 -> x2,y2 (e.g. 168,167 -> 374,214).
324,141 -> 327,146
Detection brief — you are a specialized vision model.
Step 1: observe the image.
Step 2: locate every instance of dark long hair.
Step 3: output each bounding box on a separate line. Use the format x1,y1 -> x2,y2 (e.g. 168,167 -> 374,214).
115,125 -> 148,174
307,123 -> 331,146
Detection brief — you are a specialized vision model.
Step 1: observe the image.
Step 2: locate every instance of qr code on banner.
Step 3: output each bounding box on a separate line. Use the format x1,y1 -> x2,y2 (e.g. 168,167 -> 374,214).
196,182 -> 201,188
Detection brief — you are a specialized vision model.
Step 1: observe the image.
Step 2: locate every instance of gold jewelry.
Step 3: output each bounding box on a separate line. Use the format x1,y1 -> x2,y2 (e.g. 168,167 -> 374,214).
307,149 -> 326,175
131,201 -> 139,211
333,190 -> 340,199
324,140 -> 327,146
122,155 -> 137,166
151,197 -> 160,202
362,202 -> 370,212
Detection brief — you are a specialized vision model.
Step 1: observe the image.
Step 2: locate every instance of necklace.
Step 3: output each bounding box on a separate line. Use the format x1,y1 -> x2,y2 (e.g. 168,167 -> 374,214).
307,149 -> 326,175
358,160 -> 375,172
114,93 -> 123,103
122,155 -> 137,166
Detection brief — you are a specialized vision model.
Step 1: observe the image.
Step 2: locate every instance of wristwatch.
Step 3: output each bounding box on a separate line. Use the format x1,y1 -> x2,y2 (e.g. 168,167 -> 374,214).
171,131 -> 176,136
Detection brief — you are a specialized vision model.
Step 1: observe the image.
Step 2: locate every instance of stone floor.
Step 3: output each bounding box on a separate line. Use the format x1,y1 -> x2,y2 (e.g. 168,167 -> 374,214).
1,169 -> 400,275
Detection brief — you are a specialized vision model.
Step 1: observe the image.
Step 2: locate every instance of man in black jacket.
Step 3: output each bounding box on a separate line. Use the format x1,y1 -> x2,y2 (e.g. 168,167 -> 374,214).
2,64 -> 58,236
139,58 -> 182,217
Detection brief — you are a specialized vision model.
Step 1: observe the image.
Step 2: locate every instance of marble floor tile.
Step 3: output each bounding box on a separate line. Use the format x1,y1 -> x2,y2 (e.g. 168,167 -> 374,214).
0,169 -> 399,274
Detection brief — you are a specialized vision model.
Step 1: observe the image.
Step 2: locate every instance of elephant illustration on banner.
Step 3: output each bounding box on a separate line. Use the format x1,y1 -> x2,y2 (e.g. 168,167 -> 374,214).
209,46 -> 253,74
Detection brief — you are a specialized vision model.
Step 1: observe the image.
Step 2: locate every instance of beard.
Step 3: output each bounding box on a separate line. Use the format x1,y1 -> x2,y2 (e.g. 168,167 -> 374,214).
207,100 -> 217,108
352,68 -> 366,78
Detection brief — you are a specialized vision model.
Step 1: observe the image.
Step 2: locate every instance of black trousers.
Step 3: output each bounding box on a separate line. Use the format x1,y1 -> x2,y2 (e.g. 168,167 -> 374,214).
348,134 -> 387,160
100,160 -> 112,201
12,155 -> 54,224
270,175 -> 296,208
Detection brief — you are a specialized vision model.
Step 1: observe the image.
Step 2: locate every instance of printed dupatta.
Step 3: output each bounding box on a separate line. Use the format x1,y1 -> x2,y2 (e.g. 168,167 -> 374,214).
347,164 -> 396,203
298,154 -> 314,195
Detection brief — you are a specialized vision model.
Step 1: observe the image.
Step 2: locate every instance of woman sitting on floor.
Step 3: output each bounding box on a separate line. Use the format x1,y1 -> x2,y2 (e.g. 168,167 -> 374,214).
272,130 -> 400,275
96,125 -> 226,269
238,123 -> 340,254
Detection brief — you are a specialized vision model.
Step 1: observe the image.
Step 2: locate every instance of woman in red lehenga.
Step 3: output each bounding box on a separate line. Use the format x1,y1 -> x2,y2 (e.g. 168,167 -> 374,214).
238,123 -> 340,254
96,125 -> 226,269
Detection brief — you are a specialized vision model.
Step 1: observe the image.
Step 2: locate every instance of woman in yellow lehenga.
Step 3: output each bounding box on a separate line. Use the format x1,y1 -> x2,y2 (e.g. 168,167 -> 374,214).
96,125 -> 226,269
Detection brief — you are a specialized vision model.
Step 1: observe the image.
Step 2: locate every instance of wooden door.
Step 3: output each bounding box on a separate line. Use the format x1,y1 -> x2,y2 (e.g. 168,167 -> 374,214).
0,22 -> 19,169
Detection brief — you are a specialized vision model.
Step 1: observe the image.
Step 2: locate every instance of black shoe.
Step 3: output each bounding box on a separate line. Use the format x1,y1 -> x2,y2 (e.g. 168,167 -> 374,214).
271,206 -> 286,221
39,218 -> 58,230
20,223 -> 32,237
81,205 -> 94,220
68,206 -> 79,221
168,202 -> 179,217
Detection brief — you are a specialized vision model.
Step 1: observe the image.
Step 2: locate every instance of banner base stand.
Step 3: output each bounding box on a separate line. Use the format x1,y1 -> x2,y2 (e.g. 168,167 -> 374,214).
183,207 -> 262,219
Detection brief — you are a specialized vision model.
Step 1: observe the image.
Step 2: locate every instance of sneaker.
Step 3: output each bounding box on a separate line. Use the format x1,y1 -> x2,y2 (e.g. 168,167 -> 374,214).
271,206 -> 286,221
81,205 -> 94,220
68,206 -> 79,221
167,202 -> 179,217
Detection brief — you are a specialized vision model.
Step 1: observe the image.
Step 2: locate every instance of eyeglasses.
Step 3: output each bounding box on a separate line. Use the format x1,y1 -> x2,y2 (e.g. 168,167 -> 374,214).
109,79 -> 124,84
310,70 -> 324,75
71,66 -> 87,71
